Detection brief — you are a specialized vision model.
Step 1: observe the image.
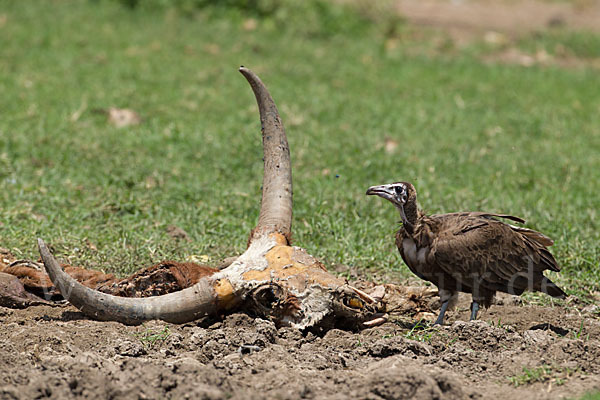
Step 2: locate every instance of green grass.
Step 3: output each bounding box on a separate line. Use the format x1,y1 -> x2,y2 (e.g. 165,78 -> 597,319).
577,392 -> 600,400
507,364 -> 579,387
133,324 -> 171,350
0,1 -> 599,301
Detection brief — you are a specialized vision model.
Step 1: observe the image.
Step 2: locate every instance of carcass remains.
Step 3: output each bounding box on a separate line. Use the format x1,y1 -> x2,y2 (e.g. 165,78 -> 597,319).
36,67 -> 394,330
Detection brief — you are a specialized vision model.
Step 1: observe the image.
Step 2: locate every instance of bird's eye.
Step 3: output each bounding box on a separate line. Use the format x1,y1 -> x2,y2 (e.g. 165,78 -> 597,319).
394,186 -> 404,196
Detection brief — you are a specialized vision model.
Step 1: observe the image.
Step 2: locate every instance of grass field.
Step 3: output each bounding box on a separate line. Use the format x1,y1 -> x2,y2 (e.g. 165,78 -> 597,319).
0,0 -> 599,302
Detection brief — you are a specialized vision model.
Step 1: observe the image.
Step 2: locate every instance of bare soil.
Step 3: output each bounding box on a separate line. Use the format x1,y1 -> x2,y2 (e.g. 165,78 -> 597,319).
391,0 -> 600,69
395,0 -> 600,40
1,300 -> 599,399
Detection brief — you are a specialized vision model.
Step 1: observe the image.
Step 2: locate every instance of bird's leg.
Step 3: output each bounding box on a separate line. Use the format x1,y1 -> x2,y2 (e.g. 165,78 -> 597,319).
469,301 -> 480,321
434,299 -> 450,325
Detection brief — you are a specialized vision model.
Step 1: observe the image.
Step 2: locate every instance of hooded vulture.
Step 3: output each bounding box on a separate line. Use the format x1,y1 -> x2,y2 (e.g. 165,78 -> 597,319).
367,181 -> 566,324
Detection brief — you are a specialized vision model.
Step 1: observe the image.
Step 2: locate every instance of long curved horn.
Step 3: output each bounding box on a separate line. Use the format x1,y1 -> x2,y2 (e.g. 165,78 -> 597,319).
239,67 -> 293,243
36,67 -> 290,324
37,239 -> 220,324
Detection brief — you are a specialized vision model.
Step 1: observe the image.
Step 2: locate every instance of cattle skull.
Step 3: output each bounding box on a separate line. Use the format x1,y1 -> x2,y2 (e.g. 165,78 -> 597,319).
38,67 -> 385,329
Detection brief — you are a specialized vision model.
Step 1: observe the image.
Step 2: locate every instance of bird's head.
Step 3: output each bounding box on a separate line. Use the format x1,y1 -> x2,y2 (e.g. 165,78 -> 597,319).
366,181 -> 418,233
366,181 -> 416,208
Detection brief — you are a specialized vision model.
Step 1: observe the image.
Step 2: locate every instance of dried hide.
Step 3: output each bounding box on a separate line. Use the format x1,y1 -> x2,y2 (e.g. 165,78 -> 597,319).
0,272 -> 53,309
0,258 -> 216,300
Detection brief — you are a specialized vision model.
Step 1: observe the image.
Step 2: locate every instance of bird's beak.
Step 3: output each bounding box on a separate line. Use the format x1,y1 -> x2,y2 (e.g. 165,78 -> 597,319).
366,184 -> 396,203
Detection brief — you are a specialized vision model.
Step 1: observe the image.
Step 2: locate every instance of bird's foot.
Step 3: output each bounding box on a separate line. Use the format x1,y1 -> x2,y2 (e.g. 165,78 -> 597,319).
469,301 -> 480,321
434,299 -> 450,325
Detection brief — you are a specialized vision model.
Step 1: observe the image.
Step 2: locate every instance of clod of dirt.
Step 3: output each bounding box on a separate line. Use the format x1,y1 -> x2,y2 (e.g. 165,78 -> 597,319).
106,107 -> 141,128
366,335 -> 433,358
115,340 -> 147,357
358,360 -> 468,400
166,225 -> 190,241
91,107 -> 141,128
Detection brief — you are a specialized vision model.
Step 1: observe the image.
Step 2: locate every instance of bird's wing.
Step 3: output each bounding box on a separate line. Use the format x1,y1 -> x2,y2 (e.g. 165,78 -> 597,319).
507,225 -> 554,247
429,215 -> 548,284
430,211 -> 526,224
432,212 -> 554,248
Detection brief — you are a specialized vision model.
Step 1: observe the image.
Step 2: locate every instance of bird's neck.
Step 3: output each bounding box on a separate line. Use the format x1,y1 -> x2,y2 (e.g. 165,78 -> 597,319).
399,200 -> 420,235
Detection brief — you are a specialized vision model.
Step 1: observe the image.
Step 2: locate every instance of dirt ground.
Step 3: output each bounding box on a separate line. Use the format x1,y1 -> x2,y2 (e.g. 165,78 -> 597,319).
392,0 -> 600,69
395,0 -> 600,40
1,300 -> 599,400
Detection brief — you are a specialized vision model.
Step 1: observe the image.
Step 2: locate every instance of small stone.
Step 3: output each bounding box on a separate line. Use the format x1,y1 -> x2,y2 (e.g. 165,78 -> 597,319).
115,340 -> 146,357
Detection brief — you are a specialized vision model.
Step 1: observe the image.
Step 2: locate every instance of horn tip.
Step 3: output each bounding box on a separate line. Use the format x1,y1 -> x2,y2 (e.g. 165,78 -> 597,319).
239,66 -> 252,78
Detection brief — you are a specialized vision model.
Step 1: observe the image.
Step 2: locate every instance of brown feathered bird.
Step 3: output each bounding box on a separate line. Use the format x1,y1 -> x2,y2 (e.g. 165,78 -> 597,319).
367,182 -> 566,324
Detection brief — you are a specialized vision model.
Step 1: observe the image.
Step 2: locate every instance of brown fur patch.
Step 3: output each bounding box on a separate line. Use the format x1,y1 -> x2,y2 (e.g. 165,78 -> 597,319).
99,261 -> 218,297
0,260 -> 218,302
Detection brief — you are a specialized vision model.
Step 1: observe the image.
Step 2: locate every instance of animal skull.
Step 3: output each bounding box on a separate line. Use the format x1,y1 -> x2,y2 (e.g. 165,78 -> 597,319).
38,67 -> 385,329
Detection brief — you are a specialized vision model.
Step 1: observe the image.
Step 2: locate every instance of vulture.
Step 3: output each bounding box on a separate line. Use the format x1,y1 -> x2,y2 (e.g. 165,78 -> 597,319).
367,181 -> 566,324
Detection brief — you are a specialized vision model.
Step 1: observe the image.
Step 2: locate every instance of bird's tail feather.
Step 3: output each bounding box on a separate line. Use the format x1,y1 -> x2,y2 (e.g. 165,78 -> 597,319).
540,277 -> 567,299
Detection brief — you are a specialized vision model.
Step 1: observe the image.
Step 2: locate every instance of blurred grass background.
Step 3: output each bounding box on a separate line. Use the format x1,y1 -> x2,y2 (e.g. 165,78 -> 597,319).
0,0 -> 598,302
